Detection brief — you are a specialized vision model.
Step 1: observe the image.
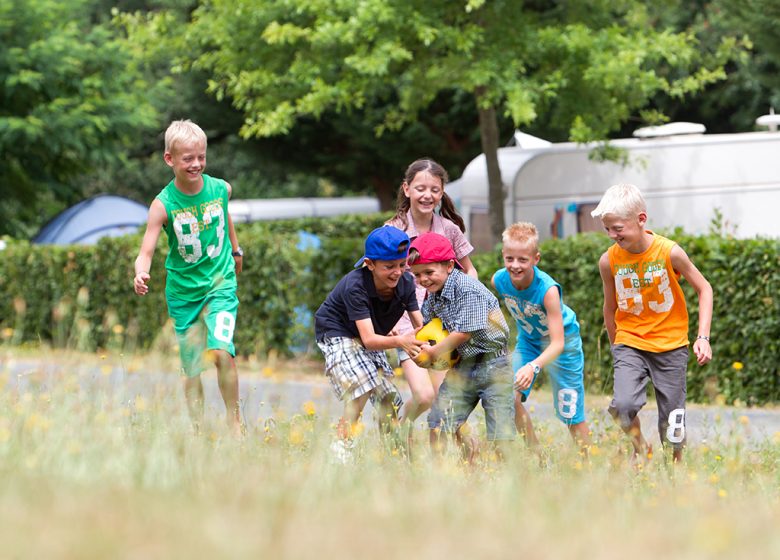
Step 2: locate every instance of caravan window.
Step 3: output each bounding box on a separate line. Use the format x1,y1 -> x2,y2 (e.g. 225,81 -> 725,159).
577,203 -> 602,234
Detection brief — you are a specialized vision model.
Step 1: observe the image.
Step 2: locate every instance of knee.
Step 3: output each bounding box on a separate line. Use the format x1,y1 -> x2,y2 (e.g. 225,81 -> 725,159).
609,398 -> 640,425
415,388 -> 435,410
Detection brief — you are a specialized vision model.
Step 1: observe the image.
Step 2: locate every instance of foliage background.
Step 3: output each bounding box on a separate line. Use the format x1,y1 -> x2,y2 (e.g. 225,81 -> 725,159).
1,219 -> 777,405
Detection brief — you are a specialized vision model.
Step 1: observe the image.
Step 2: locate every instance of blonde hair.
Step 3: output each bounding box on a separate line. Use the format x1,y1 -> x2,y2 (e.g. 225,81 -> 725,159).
590,183 -> 647,219
164,119 -> 207,154
502,222 -> 539,252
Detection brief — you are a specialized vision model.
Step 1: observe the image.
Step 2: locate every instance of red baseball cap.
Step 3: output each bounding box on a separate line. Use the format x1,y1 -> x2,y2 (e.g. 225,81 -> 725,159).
409,232 -> 463,269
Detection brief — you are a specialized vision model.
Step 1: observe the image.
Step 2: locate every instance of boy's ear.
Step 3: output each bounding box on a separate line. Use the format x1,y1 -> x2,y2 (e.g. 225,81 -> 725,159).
637,211 -> 648,226
163,151 -> 174,167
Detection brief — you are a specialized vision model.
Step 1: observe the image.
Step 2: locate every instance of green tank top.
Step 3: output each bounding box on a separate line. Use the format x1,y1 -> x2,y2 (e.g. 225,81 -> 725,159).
156,174 -> 236,301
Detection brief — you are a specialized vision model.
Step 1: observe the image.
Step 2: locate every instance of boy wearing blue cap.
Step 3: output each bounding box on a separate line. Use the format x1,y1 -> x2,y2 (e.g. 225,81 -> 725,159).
315,226 -> 426,459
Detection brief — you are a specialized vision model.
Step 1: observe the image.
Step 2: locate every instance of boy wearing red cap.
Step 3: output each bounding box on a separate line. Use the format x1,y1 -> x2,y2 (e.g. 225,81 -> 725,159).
408,232 -> 515,456
315,226 -> 426,461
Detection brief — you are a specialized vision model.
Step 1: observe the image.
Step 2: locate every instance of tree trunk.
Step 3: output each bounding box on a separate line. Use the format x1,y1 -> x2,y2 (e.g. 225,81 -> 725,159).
370,175 -> 396,211
475,89 -> 505,246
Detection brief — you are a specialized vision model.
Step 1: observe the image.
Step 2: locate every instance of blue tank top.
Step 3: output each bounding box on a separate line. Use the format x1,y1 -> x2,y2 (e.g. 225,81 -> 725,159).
493,267 -> 580,346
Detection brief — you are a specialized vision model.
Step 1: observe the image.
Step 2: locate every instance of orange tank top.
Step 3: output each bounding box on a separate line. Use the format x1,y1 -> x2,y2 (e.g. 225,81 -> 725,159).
608,232 -> 689,352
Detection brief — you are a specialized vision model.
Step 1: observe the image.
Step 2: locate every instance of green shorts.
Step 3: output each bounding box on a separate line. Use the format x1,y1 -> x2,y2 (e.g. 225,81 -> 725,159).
166,289 -> 238,377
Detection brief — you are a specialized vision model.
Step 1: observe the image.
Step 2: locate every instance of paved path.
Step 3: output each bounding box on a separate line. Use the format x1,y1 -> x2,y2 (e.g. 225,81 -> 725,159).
3,356 -> 778,446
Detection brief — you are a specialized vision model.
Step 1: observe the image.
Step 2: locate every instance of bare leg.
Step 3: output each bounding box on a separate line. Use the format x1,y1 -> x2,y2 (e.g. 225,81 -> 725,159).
568,421 -> 592,458
213,350 -> 242,437
624,416 -> 652,461
398,359 -> 435,423
183,375 -> 205,434
514,394 -> 540,448
337,392 -> 371,441
453,427 -> 479,464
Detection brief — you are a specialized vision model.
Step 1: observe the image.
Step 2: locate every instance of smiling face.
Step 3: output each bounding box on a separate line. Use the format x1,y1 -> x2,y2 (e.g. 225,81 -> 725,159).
165,140 -> 207,192
410,261 -> 453,293
600,212 -> 650,253
402,171 -> 444,221
502,240 -> 540,290
366,258 -> 408,294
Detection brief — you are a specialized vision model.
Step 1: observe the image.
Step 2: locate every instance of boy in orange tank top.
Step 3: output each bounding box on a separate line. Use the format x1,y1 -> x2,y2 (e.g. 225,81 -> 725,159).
592,184 -> 713,464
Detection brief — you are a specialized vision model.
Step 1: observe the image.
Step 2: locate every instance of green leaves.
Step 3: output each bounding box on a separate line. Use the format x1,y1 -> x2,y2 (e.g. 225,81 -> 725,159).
0,0 -> 160,237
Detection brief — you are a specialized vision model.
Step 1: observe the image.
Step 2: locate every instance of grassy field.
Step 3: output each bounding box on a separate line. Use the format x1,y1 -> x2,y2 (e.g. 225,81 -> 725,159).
1,348 -> 779,559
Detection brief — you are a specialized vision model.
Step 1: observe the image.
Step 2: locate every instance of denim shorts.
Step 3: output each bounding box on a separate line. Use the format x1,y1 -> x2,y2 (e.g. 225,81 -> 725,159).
433,354 -> 515,441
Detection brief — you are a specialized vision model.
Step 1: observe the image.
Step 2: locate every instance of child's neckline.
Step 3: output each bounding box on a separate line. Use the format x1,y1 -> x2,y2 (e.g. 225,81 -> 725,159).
172,177 -> 205,196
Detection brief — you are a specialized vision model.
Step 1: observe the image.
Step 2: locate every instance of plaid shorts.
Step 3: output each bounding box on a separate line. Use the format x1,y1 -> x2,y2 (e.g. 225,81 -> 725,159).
317,337 -> 403,409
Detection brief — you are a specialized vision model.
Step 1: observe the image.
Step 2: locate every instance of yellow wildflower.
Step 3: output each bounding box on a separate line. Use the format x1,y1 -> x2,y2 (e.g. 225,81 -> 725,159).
302,401 -> 316,417
732,362 -> 743,371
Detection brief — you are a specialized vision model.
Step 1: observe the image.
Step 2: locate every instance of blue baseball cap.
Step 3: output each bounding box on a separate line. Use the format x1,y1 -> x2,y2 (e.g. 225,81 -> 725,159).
354,226 -> 410,268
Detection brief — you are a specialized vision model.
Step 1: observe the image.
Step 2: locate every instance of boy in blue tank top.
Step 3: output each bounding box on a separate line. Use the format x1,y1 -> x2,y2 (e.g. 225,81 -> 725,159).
491,222 -> 591,455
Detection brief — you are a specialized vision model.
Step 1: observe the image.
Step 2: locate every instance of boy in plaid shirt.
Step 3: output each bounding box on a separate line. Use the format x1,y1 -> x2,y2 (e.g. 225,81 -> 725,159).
408,232 -> 516,457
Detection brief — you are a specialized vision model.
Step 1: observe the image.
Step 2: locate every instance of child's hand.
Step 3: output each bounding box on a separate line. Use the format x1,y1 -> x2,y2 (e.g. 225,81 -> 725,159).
134,272 -> 150,296
514,364 -> 535,391
399,333 -> 425,360
412,343 -> 434,367
693,338 -> 712,365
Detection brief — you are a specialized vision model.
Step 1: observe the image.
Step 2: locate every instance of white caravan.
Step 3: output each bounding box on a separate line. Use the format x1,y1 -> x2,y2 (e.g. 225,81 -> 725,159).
451,120 -> 780,251
229,196 -> 379,223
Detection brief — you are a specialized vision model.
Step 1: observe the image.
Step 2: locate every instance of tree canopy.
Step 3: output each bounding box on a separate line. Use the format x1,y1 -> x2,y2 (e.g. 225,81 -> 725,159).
184,0 -> 740,242
0,0 -> 160,237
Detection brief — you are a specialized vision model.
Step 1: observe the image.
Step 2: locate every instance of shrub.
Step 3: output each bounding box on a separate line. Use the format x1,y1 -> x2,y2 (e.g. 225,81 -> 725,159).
2,220 -> 777,404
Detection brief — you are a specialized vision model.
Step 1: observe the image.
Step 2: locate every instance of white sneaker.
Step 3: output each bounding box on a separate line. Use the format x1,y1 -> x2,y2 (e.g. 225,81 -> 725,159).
330,439 -> 355,465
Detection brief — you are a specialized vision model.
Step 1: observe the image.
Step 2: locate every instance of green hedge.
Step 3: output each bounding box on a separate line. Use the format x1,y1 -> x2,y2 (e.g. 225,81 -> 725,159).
1,219 -> 778,404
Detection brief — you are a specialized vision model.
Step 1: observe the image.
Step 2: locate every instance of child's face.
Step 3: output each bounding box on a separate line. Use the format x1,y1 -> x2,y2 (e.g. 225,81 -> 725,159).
502,241 -> 540,289
601,212 -> 647,252
410,261 -> 453,293
402,171 -> 444,217
366,258 -> 407,292
165,141 -> 207,188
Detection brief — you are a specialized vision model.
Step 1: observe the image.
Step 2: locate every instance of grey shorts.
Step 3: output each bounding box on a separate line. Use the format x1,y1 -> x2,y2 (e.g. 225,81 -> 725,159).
609,344 -> 689,448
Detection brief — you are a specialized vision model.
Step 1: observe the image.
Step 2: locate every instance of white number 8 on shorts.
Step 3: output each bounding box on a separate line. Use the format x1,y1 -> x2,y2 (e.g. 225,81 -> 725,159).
666,408 -> 686,444
214,311 -> 236,344
557,388 -> 578,420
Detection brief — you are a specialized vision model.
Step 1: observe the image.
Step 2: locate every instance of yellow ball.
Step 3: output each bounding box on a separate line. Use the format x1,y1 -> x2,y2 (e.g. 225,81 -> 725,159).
415,318 -> 458,370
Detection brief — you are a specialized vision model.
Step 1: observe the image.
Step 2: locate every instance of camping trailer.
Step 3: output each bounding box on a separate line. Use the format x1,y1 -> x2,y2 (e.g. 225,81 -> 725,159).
228,196 -> 379,223
451,122 -> 780,251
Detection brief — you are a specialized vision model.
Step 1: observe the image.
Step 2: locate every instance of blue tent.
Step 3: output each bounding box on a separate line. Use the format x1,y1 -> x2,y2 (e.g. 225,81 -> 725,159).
33,194 -> 148,245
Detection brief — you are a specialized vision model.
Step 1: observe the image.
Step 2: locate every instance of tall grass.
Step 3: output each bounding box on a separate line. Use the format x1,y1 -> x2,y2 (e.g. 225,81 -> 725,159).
0,348 -> 779,559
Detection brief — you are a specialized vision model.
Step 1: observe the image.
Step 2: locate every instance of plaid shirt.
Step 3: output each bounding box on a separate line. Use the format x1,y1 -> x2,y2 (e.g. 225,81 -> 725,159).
421,269 -> 509,359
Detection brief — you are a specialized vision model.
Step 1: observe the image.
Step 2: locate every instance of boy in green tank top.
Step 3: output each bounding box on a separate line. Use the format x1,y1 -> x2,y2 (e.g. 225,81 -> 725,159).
134,120 -> 243,437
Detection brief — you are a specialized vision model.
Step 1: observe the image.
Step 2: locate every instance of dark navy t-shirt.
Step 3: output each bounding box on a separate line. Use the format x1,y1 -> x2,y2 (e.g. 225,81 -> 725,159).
314,267 -> 419,342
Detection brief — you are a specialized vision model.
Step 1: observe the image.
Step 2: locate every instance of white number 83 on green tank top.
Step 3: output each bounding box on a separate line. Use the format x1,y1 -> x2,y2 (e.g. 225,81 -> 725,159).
173,204 -> 225,264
